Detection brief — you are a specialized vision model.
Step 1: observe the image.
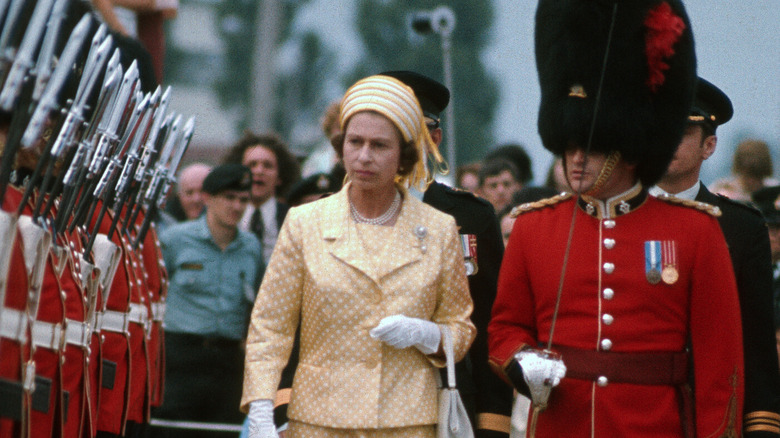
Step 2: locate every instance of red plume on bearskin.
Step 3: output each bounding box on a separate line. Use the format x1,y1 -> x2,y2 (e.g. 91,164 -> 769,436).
645,2 -> 686,93
535,0 -> 696,186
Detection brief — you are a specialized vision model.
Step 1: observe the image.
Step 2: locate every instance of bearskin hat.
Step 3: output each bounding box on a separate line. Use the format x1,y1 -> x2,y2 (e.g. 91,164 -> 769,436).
536,0 -> 697,186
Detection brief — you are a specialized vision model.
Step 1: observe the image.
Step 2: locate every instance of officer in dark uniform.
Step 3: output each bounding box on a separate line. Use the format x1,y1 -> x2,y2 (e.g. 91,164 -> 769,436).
383,70 -> 513,438
752,186 -> 780,330
652,78 -> 780,437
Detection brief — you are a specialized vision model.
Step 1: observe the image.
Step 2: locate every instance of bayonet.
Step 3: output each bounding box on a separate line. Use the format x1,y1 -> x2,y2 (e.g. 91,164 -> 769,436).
49,29 -> 112,159
70,69 -> 139,232
56,66 -> 120,231
30,25 -> 114,225
0,0 -> 12,30
160,116 -> 195,207
0,0 -> 31,71
133,115 -> 192,248
123,110 -> 171,233
20,13 -> 90,148
83,92 -> 152,258
92,92 -> 150,203
31,0 -> 71,102
107,89 -> 159,239
0,0 -> 55,110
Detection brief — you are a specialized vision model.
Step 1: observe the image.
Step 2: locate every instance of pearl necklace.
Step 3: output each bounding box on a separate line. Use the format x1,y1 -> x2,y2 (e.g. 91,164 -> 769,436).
350,190 -> 402,225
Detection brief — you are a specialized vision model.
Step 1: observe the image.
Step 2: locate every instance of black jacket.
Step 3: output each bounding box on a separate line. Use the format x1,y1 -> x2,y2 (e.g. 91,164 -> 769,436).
423,181 -> 513,438
697,185 -> 780,437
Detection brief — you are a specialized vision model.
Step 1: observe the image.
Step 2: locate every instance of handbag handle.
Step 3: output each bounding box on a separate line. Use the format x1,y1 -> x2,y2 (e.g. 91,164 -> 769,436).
442,325 -> 457,389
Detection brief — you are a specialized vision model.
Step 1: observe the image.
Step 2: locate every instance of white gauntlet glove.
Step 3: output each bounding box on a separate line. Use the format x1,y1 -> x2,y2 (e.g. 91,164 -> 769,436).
248,399 -> 278,438
513,350 -> 566,410
369,315 -> 441,354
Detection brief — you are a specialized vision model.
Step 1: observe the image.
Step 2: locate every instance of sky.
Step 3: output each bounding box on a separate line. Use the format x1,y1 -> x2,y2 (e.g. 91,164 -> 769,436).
176,1 -> 779,186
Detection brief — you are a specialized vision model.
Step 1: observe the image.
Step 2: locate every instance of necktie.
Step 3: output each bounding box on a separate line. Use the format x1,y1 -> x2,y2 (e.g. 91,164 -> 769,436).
250,207 -> 264,243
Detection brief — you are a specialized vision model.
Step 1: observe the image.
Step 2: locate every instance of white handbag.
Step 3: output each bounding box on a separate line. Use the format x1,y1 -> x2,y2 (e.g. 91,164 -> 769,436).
438,326 -> 474,438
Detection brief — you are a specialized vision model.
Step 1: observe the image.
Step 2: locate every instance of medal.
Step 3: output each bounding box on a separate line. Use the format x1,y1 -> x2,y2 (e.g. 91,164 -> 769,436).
647,268 -> 661,284
644,241 -> 662,285
661,240 -> 678,285
464,259 -> 477,276
662,266 -> 678,284
460,234 -> 478,276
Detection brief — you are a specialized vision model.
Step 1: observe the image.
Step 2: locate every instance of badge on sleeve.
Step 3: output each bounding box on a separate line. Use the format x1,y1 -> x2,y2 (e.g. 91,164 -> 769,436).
460,234 -> 478,276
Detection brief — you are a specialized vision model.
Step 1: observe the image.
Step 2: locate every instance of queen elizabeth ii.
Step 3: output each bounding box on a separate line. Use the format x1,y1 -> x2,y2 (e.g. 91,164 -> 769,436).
241,75 -> 476,437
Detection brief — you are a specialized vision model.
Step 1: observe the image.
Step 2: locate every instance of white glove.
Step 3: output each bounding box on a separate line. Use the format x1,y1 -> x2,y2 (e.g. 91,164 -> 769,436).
247,399 -> 278,438
514,350 -> 566,409
369,315 -> 441,354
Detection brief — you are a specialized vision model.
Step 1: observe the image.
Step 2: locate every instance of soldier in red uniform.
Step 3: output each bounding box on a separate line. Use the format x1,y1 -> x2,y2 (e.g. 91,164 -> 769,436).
488,1 -> 745,437
0,184 -> 31,438
137,218 -> 167,412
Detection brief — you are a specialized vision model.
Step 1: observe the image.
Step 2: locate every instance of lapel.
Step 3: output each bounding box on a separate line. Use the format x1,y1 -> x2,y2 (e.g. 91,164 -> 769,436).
321,183 -> 424,285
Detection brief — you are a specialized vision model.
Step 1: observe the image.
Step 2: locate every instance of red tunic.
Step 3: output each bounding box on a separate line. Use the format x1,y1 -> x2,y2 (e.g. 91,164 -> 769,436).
123,224 -> 151,425
0,187 -> 29,438
94,203 -> 132,435
21,194 -> 64,438
57,230 -> 88,438
139,220 -> 167,409
489,188 -> 744,437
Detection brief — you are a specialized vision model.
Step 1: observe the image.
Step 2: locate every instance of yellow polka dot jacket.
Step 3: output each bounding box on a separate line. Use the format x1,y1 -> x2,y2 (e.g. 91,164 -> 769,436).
241,183 -> 476,429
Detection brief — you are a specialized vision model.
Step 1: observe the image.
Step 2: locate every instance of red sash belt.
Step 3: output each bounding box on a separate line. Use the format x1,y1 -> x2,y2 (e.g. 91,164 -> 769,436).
554,345 -> 689,385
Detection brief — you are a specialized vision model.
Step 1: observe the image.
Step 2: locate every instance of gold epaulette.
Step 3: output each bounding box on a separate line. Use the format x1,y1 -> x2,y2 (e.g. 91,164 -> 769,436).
510,192 -> 573,218
654,193 -> 722,217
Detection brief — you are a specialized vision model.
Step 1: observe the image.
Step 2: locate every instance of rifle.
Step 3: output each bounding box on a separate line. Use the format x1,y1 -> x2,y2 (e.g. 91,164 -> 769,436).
124,111 -> 171,234
133,115 -> 194,249
121,86 -> 170,234
54,64 -> 120,233
0,0 -> 33,78
32,26 -> 113,226
69,60 -> 139,232
82,91 -> 151,259
106,86 -> 160,241
0,0 -> 54,110
6,13 -> 90,211
31,0 -> 71,103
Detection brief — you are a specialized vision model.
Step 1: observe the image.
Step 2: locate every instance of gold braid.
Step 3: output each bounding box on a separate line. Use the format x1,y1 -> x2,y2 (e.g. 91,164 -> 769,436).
584,150 -> 621,197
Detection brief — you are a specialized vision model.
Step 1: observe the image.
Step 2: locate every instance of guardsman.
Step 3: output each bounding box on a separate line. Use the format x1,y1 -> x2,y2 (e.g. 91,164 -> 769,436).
652,78 -> 780,437
18,149 -> 62,438
123,209 -> 155,435
58,217 -> 91,438
488,1 -> 744,437
138,218 -> 168,414
0,122 -> 32,437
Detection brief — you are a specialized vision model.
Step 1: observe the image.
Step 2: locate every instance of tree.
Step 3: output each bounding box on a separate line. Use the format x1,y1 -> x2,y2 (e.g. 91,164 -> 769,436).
351,0 -> 498,166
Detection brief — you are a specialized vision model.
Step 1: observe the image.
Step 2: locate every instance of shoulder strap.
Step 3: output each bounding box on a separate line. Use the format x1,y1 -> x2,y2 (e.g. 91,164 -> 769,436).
442,325 -> 456,388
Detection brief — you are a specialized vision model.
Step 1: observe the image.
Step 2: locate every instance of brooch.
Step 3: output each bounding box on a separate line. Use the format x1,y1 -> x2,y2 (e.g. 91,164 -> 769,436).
414,225 -> 427,254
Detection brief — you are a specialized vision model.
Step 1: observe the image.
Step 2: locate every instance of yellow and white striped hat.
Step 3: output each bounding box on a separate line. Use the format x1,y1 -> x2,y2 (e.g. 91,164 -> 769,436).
339,75 -> 443,190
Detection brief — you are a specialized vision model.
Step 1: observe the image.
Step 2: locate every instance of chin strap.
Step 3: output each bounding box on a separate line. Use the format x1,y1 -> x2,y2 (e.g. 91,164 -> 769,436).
583,151 -> 622,197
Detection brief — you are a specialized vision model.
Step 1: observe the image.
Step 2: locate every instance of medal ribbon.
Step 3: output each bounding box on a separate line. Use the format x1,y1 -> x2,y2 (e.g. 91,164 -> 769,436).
645,241 -> 661,275
662,240 -> 676,268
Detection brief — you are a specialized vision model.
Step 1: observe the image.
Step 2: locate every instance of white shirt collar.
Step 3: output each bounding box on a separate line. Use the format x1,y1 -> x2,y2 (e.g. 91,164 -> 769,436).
649,181 -> 701,201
